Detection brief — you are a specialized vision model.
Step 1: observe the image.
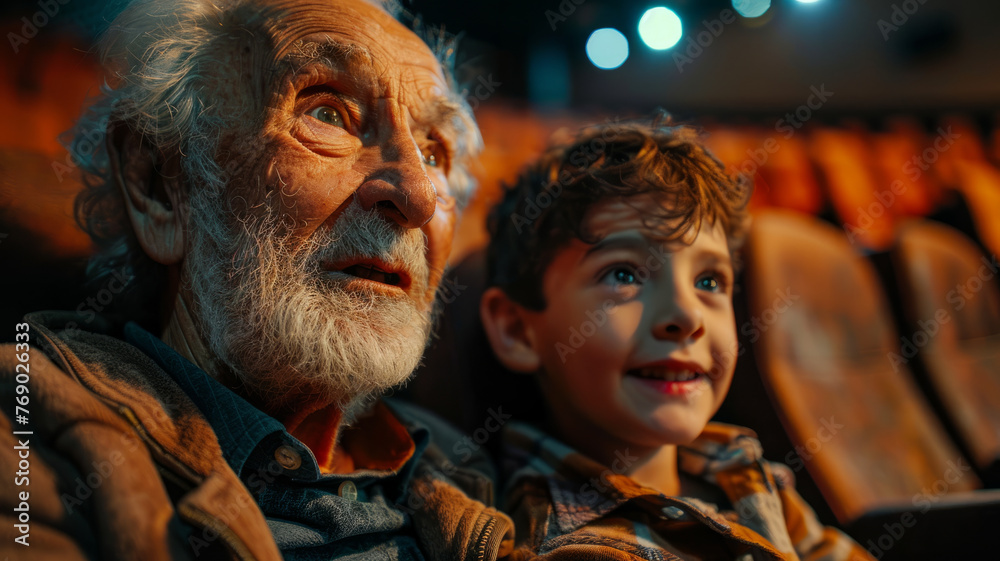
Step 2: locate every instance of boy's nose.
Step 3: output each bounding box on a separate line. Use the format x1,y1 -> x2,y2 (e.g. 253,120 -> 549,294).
652,295 -> 705,342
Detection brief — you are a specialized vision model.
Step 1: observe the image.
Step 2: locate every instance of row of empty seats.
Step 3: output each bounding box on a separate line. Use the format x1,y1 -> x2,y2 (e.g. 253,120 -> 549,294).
736,210 -> 1000,558
744,210 -> 999,515
702,116 -> 1000,258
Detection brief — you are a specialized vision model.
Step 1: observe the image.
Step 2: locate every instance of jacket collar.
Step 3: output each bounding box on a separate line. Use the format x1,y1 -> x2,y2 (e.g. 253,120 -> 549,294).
123,321 -> 289,478
27,310 -> 283,561
123,321 -> 428,500
503,421 -> 790,559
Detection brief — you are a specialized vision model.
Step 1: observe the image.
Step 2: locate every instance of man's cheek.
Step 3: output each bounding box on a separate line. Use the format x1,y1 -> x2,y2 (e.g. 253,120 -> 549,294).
423,200 -> 457,288
266,162 -> 360,229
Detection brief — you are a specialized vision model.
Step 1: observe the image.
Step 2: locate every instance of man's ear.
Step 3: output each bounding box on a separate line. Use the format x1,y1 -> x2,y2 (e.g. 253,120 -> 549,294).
480,287 -> 541,374
107,121 -> 187,265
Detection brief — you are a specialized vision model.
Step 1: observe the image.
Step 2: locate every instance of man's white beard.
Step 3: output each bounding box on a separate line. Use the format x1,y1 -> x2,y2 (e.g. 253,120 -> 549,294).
185,191 -> 434,419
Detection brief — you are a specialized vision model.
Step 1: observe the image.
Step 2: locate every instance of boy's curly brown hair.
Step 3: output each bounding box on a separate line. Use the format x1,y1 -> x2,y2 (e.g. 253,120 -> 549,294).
485,111 -> 752,310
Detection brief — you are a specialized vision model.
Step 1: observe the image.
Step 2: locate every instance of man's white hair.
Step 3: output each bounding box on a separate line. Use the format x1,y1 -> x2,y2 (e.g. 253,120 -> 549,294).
71,0 -> 479,326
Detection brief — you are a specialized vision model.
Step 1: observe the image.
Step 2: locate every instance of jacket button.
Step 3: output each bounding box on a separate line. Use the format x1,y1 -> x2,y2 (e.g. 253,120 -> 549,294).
274,445 -> 302,471
338,480 -> 358,501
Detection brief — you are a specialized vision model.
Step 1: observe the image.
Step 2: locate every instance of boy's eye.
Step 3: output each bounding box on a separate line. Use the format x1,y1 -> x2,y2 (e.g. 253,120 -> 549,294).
602,265 -> 641,287
307,105 -> 346,129
614,268 -> 637,284
696,274 -> 723,292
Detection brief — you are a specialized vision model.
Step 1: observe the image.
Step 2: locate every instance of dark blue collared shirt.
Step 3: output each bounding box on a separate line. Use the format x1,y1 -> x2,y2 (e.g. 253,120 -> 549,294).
125,322 -> 434,560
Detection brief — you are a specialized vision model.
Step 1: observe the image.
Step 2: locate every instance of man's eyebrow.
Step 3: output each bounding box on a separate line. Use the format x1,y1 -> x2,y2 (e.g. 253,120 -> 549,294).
409,86 -> 478,168
283,37 -> 464,134
414,95 -> 465,139
283,38 -> 376,79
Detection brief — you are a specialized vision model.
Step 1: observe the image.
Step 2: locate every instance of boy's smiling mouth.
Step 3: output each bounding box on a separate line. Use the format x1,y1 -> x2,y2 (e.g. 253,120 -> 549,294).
624,358 -> 710,395
626,367 -> 702,382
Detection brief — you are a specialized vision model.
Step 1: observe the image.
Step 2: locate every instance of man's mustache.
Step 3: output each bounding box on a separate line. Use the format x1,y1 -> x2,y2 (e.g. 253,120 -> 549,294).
303,205 -> 430,291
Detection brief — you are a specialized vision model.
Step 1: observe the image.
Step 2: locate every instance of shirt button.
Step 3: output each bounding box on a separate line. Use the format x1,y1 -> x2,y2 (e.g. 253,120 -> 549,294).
338,480 -> 358,501
663,506 -> 687,520
274,445 -> 302,471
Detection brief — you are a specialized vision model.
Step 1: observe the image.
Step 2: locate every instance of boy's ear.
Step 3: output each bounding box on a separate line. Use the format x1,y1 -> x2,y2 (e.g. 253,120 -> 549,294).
480,287 -> 541,374
107,121 -> 187,265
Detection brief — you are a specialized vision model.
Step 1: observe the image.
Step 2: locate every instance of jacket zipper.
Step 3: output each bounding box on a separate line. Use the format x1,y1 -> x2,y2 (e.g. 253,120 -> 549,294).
477,517 -> 496,561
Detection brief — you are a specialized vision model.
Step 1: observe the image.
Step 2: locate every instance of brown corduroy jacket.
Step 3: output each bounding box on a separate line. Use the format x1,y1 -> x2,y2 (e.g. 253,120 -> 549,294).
0,311 -> 513,560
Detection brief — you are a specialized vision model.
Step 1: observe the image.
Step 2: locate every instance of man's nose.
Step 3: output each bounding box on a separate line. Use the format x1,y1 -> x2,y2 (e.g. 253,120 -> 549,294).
354,103 -> 437,229
652,286 -> 705,342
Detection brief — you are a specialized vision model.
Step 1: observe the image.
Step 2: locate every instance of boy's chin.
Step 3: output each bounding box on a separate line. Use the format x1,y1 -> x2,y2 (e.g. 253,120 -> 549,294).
642,408 -> 714,446
600,414 -> 710,451
617,389 -> 717,446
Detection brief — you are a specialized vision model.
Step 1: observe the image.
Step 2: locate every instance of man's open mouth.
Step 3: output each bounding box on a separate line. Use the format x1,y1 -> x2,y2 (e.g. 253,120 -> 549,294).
324,259 -> 412,291
341,264 -> 401,285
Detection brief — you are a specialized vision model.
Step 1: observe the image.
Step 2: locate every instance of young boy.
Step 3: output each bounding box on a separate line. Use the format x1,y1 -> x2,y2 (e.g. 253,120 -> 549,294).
479,115 -> 874,560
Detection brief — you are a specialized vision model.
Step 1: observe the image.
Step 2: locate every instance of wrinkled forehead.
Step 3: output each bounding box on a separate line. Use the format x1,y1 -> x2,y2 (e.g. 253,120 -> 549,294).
262,0 -> 447,89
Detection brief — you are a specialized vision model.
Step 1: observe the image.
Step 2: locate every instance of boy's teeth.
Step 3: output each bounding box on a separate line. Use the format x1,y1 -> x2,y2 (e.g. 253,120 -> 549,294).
634,368 -> 701,381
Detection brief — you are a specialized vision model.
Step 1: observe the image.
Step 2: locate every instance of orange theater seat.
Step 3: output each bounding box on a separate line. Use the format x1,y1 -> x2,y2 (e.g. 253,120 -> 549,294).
951,159 -> 1000,260
890,220 -> 1000,484
809,128 -> 895,250
743,209 -> 980,524
751,129 -> 825,216
869,126 -> 939,219
702,126 -> 772,210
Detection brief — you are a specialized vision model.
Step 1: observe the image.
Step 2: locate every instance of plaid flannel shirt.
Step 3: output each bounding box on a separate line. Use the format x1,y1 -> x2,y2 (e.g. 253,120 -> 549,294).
501,421 -> 874,561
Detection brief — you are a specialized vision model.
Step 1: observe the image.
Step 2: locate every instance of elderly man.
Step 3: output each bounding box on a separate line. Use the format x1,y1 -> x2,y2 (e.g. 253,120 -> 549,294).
1,0 -> 513,559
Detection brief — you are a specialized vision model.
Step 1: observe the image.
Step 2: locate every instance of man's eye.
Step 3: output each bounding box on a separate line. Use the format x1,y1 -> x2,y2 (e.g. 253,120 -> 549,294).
307,106 -> 346,128
421,143 -> 448,169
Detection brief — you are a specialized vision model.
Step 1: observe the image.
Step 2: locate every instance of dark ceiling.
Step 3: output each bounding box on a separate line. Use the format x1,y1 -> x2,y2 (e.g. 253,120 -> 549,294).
4,0 -> 997,115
